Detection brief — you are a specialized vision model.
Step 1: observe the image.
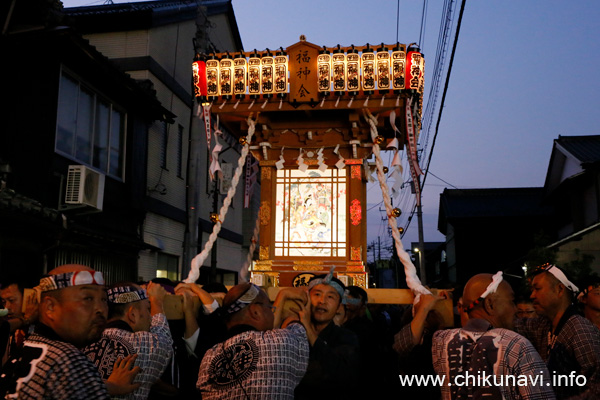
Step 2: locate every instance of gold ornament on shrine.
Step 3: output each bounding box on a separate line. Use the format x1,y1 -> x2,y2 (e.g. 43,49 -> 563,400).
382,166 -> 389,174
391,208 -> 402,218
374,135 -> 384,145
239,136 -> 248,145
210,213 -> 220,223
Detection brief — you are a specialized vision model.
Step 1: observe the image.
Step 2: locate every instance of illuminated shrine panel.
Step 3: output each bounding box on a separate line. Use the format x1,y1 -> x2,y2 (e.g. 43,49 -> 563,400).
274,168 -> 347,258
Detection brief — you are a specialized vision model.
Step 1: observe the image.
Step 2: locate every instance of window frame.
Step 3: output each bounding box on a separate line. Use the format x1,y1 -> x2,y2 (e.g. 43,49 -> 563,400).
55,66 -> 127,181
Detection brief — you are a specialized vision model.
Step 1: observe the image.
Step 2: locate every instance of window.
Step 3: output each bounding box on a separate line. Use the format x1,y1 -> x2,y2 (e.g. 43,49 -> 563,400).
56,69 -> 126,179
157,253 -> 179,281
177,124 -> 184,177
274,168 -> 347,257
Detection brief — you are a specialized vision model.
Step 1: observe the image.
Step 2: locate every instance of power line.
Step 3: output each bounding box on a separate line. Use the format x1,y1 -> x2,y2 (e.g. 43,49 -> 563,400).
422,0 -> 467,189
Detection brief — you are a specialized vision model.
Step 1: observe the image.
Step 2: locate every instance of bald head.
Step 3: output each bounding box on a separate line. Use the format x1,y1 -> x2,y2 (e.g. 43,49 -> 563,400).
48,264 -> 94,275
463,274 -> 496,309
462,273 -> 516,329
222,283 -> 274,331
39,264 -> 107,347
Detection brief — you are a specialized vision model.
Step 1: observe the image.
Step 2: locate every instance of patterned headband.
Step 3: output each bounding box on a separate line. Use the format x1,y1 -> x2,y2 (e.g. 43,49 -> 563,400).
308,266 -> 346,301
107,286 -> 148,304
466,271 -> 503,311
38,270 -> 105,293
225,284 -> 261,314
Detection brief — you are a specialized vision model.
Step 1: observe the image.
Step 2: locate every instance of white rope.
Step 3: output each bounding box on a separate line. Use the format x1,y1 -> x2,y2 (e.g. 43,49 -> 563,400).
185,116 -> 257,283
364,109 -> 431,303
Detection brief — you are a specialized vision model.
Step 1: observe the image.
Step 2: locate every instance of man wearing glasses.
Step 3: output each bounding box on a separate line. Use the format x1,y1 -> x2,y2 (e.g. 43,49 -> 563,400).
579,279 -> 600,330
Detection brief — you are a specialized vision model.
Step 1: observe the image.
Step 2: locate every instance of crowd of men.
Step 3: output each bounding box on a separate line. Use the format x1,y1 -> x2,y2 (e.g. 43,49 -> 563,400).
0,262 -> 598,399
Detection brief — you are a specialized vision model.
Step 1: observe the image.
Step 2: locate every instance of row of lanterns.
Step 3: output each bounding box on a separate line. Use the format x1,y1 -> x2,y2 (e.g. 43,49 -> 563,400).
317,44 -> 424,97
192,49 -> 289,104
192,43 -> 424,104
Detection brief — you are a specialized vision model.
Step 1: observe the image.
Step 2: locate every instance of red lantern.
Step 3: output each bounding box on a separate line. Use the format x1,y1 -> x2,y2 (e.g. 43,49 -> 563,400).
405,46 -> 423,92
192,56 -> 208,105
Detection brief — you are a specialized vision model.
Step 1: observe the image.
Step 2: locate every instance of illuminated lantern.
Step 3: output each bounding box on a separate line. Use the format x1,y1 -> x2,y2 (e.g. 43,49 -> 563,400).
418,53 -> 425,96
192,54 -> 208,105
206,54 -> 219,102
391,43 -> 406,93
219,53 -> 233,100
361,44 -> 375,95
317,46 -> 331,96
233,53 -> 247,99
332,45 -> 346,96
261,50 -> 274,99
405,45 -> 423,92
347,45 -> 360,96
248,50 -> 261,99
377,43 -> 390,94
274,49 -> 288,98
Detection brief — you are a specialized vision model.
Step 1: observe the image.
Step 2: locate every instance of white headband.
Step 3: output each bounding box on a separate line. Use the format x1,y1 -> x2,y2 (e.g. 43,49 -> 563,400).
544,264 -> 579,293
466,271 -> 503,311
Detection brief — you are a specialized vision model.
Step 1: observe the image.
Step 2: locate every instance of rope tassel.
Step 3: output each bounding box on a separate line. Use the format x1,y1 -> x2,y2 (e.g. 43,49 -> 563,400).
363,109 -> 430,304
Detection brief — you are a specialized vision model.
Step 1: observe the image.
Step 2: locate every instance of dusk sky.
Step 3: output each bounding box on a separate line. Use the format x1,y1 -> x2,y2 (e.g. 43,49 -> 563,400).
61,0 -> 600,261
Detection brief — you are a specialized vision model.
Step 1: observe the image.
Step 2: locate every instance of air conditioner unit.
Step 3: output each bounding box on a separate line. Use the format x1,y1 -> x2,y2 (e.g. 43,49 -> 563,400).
65,165 -> 105,211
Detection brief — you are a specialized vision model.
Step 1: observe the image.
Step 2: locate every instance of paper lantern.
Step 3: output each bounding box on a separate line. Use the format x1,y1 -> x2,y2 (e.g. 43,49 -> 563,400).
233,53 -> 247,99
317,47 -> 332,96
391,44 -> 406,93
405,46 -> 423,92
261,51 -> 274,98
376,44 -> 390,93
274,50 -> 288,98
192,55 -> 208,105
206,55 -> 219,101
332,46 -> 346,96
347,46 -> 360,96
361,44 -> 375,95
219,53 -> 233,100
248,50 -> 261,99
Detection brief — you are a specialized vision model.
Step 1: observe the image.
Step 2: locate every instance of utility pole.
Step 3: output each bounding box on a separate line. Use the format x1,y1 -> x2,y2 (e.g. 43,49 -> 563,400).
210,177 -> 219,282
183,5 -> 209,281
416,177 -> 427,284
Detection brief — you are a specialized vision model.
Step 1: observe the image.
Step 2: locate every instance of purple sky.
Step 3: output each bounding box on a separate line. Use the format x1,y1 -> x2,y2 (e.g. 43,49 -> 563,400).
62,0 -> 600,260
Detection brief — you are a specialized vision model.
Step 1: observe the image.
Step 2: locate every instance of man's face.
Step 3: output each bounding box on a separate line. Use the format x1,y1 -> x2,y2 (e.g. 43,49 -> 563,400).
309,283 -> 341,325
132,299 -> 152,332
516,302 -> 536,318
51,285 -> 108,348
530,273 -> 560,318
0,284 -> 23,318
492,282 -> 517,329
344,295 -> 363,321
250,292 -> 274,331
583,285 -> 600,312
